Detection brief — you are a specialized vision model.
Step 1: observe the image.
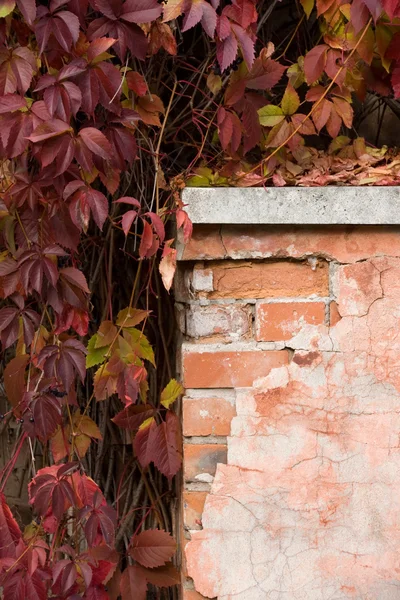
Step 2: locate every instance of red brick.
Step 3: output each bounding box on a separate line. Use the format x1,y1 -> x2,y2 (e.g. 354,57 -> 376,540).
183,396 -> 236,436
185,304 -> 251,341
179,225 -> 225,260
183,350 -> 288,388
183,491 -> 208,529
256,301 -> 326,341
205,260 -> 329,299
329,300 -> 342,326
184,444 -> 227,481
180,225 -> 400,263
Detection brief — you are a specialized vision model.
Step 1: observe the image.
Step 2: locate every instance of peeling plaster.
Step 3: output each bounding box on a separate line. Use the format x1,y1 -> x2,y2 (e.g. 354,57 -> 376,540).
186,257 -> 400,599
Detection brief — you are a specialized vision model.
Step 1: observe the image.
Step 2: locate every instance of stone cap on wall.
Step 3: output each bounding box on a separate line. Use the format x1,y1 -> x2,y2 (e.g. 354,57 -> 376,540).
182,187 -> 400,224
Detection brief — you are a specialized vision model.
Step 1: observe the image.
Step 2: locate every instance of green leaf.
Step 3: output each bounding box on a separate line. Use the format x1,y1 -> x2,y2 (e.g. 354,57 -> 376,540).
185,175 -> 211,187
160,379 -> 183,409
281,84 -> 300,116
328,135 -> 351,154
125,328 -> 155,366
258,105 -> 284,127
86,334 -> 110,368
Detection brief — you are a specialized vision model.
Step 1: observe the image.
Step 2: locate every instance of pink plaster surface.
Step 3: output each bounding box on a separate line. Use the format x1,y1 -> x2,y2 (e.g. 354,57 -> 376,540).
186,257 -> 400,599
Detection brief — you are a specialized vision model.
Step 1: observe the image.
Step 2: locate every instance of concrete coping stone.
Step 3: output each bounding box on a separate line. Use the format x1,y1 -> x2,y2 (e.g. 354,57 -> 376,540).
182,187 -> 400,224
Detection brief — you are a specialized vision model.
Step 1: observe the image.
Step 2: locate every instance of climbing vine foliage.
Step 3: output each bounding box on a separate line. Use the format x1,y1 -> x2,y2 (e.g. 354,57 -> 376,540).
0,0 -> 400,598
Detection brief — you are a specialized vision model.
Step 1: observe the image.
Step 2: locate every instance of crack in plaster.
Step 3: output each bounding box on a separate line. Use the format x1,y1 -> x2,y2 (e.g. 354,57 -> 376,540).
186,256 -> 400,600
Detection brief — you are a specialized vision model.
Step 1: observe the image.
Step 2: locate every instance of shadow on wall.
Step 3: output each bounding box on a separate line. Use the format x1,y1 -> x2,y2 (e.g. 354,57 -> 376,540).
354,95 -> 400,148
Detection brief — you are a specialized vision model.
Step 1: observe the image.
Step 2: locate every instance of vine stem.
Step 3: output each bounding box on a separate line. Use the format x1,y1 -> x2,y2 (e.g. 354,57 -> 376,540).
153,77 -> 177,214
74,260 -> 143,443
239,17 -> 373,183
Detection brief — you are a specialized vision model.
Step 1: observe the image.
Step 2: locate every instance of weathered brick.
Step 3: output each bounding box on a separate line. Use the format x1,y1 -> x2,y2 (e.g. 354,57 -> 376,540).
178,225 -> 225,260
329,300 -> 342,326
180,225 -> 400,263
183,349 -> 288,388
192,264 -> 213,292
183,396 -> 236,436
204,260 -> 329,299
185,304 -> 251,340
184,444 -> 227,481
256,301 -> 326,341
183,491 -> 207,529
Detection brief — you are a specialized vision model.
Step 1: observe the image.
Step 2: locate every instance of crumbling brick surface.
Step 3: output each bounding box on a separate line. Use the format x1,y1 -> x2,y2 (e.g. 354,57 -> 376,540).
179,226 -> 400,599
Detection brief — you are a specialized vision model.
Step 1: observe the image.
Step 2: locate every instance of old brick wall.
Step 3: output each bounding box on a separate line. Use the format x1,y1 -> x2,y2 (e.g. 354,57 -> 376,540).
177,224 -> 400,599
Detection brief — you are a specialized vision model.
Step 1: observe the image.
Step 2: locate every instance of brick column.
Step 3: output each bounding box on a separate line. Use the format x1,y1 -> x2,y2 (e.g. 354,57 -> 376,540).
176,188 -> 400,600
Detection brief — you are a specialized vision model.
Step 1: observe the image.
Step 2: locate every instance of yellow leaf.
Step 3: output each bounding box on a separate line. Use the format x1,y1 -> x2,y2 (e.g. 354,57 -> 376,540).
300,0 -> 314,17
0,0 -> 15,18
281,83 -> 300,116
258,105 -> 285,127
207,72 -> 222,94
160,379 -> 183,409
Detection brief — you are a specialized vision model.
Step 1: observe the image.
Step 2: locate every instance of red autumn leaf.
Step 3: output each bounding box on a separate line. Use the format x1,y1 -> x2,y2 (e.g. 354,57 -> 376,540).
31,392 -> 63,441
216,33 -> 238,72
2,569 -> 48,600
291,113 -> 316,135
134,418 -> 156,468
148,21 -> 177,55
54,306 -> 89,336
111,403 -> 155,430
331,97 -> 354,128
217,107 -> 242,151
136,94 -> 165,126
129,529 -> 176,568
139,219 -> 156,258
312,98 -> 332,132
75,52 -> 122,116
241,95 -> 262,153
0,46 -> 36,95
28,463 -> 78,520
136,563 -> 180,587
0,492 -> 21,558
383,0 -> 400,18
326,104 -> 342,137
65,182 -> 109,231
15,0 -> 36,24
245,57 -> 286,91
120,565 -> 147,600
78,127 -> 112,159
35,3 -> 80,54
59,267 -> 90,294
80,493 -> 117,547
126,71 -> 147,96
231,23 -> 254,68
4,353 -> 29,408
35,65 -> 84,121
223,0 -> 257,28
121,210 -> 138,236
88,0 -> 162,60
361,0 -> 383,20
304,44 -> 328,84
18,245 -> 64,295
37,338 -> 86,390
181,0 -> 217,37
150,411 -> 182,479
